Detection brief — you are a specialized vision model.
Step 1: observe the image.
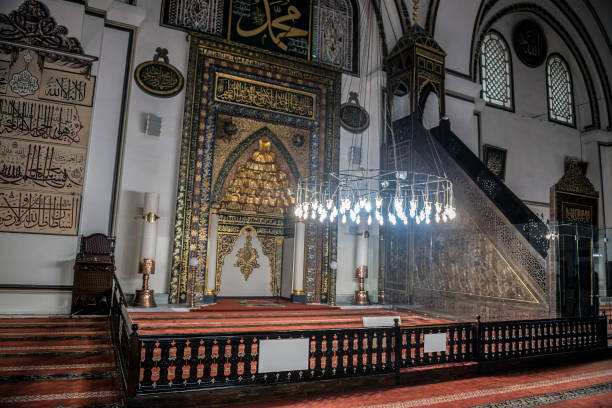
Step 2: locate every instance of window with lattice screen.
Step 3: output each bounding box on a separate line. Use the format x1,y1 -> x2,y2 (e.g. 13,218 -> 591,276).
547,55 -> 574,126
480,31 -> 513,109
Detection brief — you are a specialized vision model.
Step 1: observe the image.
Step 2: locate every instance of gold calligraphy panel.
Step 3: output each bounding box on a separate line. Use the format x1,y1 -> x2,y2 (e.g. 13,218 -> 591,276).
0,50 -> 94,235
0,190 -> 80,234
214,72 -> 316,119
228,0 -> 311,60
561,202 -> 593,224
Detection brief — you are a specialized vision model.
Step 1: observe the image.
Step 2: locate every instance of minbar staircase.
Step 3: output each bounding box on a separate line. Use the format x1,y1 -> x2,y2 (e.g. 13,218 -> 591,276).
383,116 -> 552,320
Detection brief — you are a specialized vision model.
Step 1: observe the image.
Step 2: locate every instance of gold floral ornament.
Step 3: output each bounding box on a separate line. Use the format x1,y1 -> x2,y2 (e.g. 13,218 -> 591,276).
235,230 -> 260,281
221,138 -> 294,214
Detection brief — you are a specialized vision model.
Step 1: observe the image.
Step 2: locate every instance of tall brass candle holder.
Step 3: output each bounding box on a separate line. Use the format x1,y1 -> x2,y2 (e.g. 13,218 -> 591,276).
134,258 -> 157,307
353,265 -> 371,305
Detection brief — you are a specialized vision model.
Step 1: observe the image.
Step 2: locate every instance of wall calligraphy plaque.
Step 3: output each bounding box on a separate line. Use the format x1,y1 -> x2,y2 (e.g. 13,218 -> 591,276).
39,68 -> 96,107
0,190 -> 80,234
482,144 -> 507,181
513,20 -> 547,68
134,48 -> 184,98
0,139 -> 85,193
339,92 -> 369,132
214,72 -> 316,119
227,0 -> 312,60
0,50 -> 94,235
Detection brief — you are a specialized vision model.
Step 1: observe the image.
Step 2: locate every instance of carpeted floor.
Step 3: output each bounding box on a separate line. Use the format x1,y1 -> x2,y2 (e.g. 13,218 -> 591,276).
130,303 -> 450,335
237,358 -> 612,408
0,316 -> 123,408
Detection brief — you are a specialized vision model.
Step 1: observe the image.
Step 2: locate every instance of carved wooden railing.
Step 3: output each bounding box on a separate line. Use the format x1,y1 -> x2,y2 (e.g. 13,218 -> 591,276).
477,315 -> 607,361
110,274 -> 140,397
136,327 -> 397,394
110,308 -> 606,396
397,322 -> 476,368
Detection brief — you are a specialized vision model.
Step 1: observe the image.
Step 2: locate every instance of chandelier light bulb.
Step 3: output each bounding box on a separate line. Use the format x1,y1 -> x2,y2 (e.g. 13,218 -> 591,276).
442,213 -> 448,223
364,200 -> 372,213
379,216 -> 384,226
342,214 -> 347,224
375,195 -> 383,209
409,199 -> 418,218
356,214 -> 361,225
435,213 -> 440,223
389,213 -> 397,225
402,215 -> 408,225
326,199 -> 333,210
425,215 -> 431,224
310,209 -> 317,219
416,216 -> 421,224
367,214 -> 372,225
435,202 -> 442,214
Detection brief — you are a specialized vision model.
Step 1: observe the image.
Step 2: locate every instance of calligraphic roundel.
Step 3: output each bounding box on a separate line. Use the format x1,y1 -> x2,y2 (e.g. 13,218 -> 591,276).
134,48 -> 184,98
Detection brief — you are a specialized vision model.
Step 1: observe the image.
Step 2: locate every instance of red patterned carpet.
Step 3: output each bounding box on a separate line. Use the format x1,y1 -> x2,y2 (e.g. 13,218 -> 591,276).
130,302 -> 450,335
191,298 -> 339,312
237,358 -> 612,408
0,316 -> 123,408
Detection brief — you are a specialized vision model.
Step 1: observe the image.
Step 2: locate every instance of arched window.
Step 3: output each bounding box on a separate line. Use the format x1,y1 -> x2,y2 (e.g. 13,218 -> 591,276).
480,31 -> 513,109
546,54 -> 574,126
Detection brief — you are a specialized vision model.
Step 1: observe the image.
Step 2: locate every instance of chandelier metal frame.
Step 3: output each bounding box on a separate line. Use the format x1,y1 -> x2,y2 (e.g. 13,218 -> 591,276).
295,168 -> 455,226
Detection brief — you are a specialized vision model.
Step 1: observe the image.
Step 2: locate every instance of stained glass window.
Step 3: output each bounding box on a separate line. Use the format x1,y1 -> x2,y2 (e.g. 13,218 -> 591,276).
480,32 -> 513,109
547,55 -> 574,125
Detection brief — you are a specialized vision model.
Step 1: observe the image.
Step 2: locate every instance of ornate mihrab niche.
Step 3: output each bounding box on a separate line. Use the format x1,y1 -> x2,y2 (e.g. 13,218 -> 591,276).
169,35 -> 340,304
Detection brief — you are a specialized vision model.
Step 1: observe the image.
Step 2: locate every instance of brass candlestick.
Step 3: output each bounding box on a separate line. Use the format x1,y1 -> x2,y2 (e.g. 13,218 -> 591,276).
133,258 -> 157,307
353,265 -> 371,305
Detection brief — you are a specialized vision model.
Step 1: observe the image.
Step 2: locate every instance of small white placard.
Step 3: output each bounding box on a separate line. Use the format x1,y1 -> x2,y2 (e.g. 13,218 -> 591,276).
362,316 -> 401,327
424,333 -> 447,353
258,338 -> 309,373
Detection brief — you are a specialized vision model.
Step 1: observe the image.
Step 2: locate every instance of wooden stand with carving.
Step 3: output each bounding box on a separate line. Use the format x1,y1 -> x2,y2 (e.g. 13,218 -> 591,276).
71,234 -> 116,315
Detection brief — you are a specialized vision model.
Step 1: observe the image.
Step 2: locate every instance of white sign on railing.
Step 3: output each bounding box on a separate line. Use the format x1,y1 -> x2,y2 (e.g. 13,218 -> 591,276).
258,338 -> 309,373
424,333 -> 447,353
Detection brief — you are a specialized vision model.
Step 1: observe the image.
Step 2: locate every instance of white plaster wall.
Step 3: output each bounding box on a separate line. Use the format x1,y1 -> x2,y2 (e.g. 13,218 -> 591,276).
435,0 -> 481,75
0,2 -> 128,314
477,15 -> 588,205
81,26 -> 130,235
113,0 -> 188,295
218,234 -> 272,297
336,67 -> 385,303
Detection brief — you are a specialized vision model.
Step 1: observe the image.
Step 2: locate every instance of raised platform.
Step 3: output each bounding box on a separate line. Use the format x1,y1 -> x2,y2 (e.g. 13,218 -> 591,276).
110,282 -> 609,408
129,299 -> 450,335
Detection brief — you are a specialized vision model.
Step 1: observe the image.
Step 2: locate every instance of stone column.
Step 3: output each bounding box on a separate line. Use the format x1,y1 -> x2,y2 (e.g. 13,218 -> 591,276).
291,221 -> 306,302
203,212 -> 218,303
353,230 -> 371,304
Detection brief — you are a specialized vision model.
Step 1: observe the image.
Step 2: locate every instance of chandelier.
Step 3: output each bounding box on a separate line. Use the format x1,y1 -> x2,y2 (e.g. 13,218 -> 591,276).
294,0 -> 456,228
295,169 -> 455,226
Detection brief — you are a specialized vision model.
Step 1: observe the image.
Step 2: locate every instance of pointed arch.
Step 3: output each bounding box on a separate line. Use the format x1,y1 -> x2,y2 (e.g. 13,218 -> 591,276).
211,127 -> 301,205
